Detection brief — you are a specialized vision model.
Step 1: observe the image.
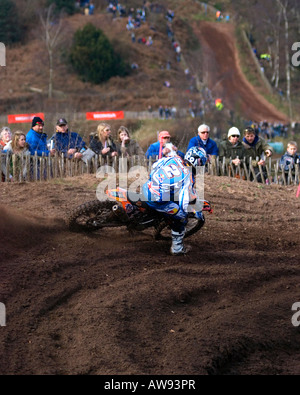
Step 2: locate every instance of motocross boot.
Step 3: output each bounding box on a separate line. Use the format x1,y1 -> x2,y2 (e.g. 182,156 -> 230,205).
170,230 -> 186,256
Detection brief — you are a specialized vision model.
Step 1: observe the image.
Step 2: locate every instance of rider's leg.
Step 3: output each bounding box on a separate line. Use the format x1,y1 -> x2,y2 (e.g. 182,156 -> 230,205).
143,200 -> 188,255
170,228 -> 186,255
157,204 -> 188,255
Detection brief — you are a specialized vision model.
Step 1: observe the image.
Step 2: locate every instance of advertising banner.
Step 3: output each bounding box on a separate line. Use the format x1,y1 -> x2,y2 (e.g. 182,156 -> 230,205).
86,111 -> 124,121
7,113 -> 45,124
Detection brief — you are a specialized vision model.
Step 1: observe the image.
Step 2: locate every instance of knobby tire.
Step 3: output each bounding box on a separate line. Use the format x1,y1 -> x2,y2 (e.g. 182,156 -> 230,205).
66,200 -> 117,232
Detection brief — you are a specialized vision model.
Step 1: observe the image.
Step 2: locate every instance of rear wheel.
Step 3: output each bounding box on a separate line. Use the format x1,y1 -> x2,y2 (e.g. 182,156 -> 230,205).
66,200 -> 119,232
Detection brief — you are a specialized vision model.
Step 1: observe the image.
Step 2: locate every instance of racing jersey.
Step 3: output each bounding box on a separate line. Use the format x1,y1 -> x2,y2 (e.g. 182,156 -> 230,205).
143,155 -> 196,213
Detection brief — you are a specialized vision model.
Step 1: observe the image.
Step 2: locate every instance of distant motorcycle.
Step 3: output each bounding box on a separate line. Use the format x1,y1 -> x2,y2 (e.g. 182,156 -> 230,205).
66,187 -> 212,240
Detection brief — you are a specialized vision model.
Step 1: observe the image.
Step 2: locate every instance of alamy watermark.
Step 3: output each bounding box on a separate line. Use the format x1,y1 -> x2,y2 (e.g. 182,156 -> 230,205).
0,302 -> 6,327
292,302 -> 300,327
0,43 -> 6,67
291,42 -> 300,67
95,160 -> 205,212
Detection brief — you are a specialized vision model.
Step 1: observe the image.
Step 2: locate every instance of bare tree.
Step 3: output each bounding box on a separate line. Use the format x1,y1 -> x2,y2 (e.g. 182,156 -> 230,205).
268,7 -> 282,89
276,0 -> 293,119
39,4 -> 64,99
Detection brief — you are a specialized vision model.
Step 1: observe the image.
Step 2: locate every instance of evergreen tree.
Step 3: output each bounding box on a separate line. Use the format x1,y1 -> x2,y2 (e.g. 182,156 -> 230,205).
69,23 -> 129,84
0,0 -> 22,44
47,0 -> 76,15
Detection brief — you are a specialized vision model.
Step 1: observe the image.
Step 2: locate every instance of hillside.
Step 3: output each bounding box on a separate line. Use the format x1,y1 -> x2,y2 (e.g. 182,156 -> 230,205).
0,1 -> 292,126
192,21 -> 289,123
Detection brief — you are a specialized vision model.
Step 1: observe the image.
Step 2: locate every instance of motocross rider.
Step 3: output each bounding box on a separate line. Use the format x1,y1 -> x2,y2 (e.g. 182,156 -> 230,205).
142,146 -> 207,255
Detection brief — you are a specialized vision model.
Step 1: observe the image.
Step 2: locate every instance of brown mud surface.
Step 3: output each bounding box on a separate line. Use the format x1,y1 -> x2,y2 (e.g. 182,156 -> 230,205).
194,21 -> 289,123
0,174 -> 300,375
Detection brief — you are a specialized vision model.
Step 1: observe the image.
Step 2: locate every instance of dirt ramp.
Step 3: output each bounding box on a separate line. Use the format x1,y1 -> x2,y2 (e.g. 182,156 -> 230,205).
194,21 -> 289,123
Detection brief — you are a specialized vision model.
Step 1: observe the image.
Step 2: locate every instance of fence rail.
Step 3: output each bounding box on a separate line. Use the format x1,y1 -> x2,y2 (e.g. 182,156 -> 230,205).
1,152 -> 299,186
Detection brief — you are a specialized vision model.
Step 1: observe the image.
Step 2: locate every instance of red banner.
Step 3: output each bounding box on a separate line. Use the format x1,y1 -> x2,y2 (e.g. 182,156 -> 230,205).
86,111 -> 124,121
7,113 -> 45,124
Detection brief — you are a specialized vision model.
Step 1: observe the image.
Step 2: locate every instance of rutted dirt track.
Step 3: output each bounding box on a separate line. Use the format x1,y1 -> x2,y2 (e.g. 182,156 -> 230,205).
0,174 -> 300,375
194,21 -> 289,123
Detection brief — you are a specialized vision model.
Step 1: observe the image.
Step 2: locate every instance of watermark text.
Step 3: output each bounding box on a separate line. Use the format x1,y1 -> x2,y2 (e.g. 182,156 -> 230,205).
95,161 -> 205,212
0,43 -> 6,66
291,302 -> 300,327
291,42 -> 300,67
0,303 -> 6,326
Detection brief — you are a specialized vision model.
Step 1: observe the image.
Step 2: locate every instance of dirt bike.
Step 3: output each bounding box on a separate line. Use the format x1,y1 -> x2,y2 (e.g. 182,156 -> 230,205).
66,187 -> 212,240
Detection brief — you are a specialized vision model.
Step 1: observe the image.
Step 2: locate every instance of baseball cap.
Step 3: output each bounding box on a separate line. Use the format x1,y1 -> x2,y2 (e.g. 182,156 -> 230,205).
159,130 -> 171,140
57,118 -> 68,126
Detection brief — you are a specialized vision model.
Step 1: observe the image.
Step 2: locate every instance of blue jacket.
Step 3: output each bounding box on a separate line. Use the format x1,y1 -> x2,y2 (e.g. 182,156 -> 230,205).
49,131 -> 86,157
187,136 -> 219,156
26,128 -> 50,156
146,141 -> 185,159
279,152 -> 299,172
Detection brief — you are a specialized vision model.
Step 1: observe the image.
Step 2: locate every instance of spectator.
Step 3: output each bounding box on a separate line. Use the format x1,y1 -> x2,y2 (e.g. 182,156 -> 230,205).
158,105 -> 164,119
2,131 -> 31,181
3,131 -> 30,154
242,126 -> 273,182
187,124 -> 219,163
26,117 -> 56,157
279,141 -> 299,184
49,118 -> 86,159
90,122 -> 118,158
218,127 -> 246,170
175,45 -> 181,62
215,98 -> 224,111
166,9 -> 175,22
145,130 -> 184,160
171,106 -> 177,119
116,126 -> 144,158
164,106 -> 170,118
0,127 -> 12,181
89,2 -> 95,15
260,53 -> 271,62
146,36 -> 153,46
0,127 -> 12,150
131,62 -> 139,69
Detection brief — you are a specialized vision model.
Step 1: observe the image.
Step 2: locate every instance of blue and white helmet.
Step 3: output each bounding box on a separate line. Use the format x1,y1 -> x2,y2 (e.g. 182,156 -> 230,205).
184,147 -> 207,167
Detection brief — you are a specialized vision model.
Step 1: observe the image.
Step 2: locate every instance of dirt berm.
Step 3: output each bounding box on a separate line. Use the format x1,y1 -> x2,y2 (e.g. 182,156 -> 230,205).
193,21 -> 289,123
0,174 -> 300,375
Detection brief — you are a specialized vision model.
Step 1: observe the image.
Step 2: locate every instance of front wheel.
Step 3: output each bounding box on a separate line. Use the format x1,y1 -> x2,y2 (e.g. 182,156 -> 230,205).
66,200 -> 121,232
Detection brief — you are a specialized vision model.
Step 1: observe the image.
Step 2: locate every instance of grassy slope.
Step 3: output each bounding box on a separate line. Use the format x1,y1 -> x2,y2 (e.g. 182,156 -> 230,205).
0,0 -> 297,149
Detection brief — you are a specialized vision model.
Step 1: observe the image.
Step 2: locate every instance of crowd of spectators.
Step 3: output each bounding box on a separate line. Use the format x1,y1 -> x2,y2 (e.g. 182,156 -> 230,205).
0,118 -> 299,184
145,122 -> 298,184
75,1 -> 95,15
246,121 -> 289,140
0,117 -> 145,181
158,105 -> 177,119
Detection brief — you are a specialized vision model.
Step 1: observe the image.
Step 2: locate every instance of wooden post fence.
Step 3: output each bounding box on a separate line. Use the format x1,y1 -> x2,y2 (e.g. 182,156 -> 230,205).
0,152 -> 299,186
